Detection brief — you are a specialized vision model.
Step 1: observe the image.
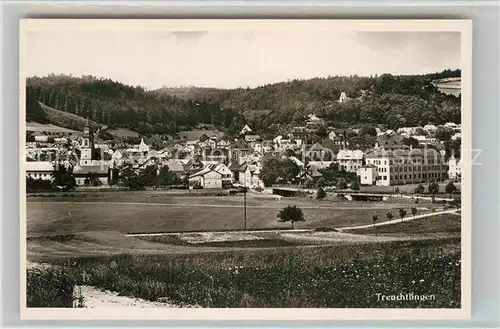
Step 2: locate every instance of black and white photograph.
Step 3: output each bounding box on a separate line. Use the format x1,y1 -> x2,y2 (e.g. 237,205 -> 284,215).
20,19 -> 472,319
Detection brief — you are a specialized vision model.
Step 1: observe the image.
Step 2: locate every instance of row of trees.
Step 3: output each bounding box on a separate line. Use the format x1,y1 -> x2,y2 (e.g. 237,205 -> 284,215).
372,208 -> 417,227
414,181 -> 458,197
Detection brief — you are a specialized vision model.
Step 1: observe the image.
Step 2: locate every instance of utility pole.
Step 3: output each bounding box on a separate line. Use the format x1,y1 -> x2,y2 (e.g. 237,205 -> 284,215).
243,178 -> 247,230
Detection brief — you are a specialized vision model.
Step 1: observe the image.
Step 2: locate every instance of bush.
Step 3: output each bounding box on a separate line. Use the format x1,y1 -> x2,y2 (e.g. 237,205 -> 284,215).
316,187 -> 326,200
27,266 -> 76,307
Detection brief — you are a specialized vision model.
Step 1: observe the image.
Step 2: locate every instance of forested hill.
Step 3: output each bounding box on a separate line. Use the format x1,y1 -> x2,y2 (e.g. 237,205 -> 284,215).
26,69 -> 461,137
155,69 -> 461,133
26,75 -> 244,136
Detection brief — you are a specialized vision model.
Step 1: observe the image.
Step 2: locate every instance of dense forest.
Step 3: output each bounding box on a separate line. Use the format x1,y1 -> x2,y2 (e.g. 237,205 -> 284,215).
26,69 -> 461,136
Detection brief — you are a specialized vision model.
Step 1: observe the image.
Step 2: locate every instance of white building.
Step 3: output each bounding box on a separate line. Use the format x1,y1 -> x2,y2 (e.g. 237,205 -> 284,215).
423,124 -> 438,134
413,135 -> 438,145
336,149 -> 364,172
357,164 -> 378,185
448,154 -> 461,180
365,148 -> 448,187
73,123 -> 109,186
328,131 -> 337,140
26,161 -> 54,181
338,92 -> 349,103
240,125 -> 253,135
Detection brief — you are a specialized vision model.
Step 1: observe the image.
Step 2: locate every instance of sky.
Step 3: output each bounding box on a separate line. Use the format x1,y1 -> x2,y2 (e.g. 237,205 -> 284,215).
25,29 -> 461,90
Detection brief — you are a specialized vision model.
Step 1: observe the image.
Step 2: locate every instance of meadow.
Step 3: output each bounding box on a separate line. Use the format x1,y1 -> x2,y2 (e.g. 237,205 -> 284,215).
27,237 -> 461,308
27,192 -> 437,235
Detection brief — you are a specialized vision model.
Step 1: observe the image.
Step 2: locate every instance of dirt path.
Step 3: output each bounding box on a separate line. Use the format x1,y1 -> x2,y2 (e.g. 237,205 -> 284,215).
73,285 -> 186,308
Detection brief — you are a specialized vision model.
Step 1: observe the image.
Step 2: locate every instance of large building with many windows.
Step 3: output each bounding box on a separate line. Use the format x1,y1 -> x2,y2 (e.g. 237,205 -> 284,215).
362,148 -> 448,186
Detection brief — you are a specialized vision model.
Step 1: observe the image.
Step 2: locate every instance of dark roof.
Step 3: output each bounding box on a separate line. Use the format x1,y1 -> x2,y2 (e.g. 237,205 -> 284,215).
228,161 -> 239,170
231,140 -> 250,149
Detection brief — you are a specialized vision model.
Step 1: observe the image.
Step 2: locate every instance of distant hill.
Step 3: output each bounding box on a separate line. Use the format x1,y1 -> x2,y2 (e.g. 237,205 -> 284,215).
26,75 -> 242,137
155,70 -> 462,132
26,70 -> 461,137
39,102 -> 101,132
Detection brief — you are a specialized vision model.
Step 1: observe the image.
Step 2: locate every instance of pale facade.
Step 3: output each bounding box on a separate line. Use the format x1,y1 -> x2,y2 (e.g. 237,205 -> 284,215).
448,155 -> 461,180
26,162 -> 54,181
357,165 -> 378,185
365,149 -> 448,187
336,150 -> 364,172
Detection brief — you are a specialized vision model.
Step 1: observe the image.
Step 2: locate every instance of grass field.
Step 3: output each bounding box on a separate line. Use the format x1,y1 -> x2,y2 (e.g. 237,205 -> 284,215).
28,237 -> 461,308
26,191 -> 462,308
345,214 -> 461,236
27,193 -> 435,235
359,182 -> 461,194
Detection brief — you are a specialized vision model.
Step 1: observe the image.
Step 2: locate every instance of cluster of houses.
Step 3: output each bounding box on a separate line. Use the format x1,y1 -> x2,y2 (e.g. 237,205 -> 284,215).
25,113 -> 461,189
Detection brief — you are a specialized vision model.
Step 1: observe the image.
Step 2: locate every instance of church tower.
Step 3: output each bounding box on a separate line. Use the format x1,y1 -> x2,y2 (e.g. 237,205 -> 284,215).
80,122 -> 95,166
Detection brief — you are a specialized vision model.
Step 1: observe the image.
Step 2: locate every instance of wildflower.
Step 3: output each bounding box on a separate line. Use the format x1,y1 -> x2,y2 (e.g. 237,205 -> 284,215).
419,279 -> 425,283
411,280 -> 416,284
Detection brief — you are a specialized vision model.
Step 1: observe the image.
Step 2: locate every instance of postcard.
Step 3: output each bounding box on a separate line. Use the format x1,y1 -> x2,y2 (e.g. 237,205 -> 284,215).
19,19 -> 472,320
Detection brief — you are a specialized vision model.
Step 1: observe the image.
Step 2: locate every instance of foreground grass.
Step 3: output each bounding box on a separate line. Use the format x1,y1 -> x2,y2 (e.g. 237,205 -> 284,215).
30,238 -> 461,308
27,265 -> 76,307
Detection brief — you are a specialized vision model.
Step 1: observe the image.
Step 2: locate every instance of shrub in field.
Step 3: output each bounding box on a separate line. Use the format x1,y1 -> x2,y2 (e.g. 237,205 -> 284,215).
414,184 -> 425,194
428,182 -> 440,196
411,207 -> 418,217
445,182 -> 458,198
316,187 -> 326,200
399,209 -> 407,222
372,215 -> 378,227
27,266 -> 76,307
386,211 -> 394,221
350,180 -> 360,191
277,205 -> 305,229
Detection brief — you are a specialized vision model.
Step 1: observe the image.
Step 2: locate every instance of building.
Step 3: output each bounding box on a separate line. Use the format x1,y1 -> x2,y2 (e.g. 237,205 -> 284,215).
306,114 -> 324,126
244,134 -> 261,143
26,161 -> 54,181
73,123 -> 109,186
305,143 -> 336,161
336,149 -> 364,172
230,161 -> 263,188
357,164 -> 378,185
73,165 -> 110,186
239,125 -> 253,135
364,148 -> 448,186
413,135 -> 438,145
328,131 -> 337,141
448,154 -> 461,181
230,140 -> 252,165
338,92 -> 350,103
288,156 -> 305,167
188,166 -> 223,189
451,132 -> 461,141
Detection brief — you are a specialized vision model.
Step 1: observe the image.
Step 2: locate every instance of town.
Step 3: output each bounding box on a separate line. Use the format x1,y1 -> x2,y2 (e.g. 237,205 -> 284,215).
25,108 -> 461,194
